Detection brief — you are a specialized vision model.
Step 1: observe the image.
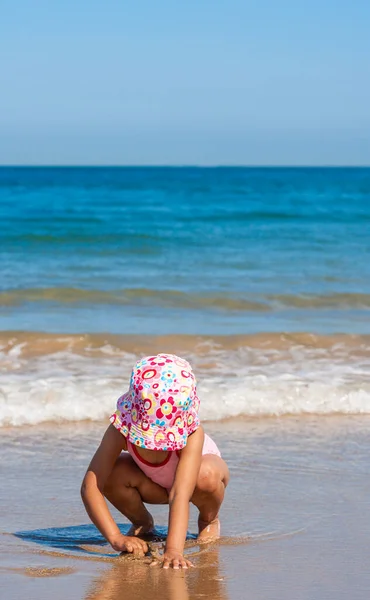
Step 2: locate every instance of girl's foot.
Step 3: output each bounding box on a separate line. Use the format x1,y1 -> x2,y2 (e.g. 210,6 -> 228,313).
197,517 -> 220,543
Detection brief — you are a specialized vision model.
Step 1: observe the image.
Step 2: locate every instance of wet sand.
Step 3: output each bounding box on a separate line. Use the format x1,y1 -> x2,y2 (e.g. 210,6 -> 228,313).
1,417 -> 370,599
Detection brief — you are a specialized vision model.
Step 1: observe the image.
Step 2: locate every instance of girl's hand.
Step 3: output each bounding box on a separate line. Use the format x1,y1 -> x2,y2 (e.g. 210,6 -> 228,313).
110,533 -> 148,557
162,549 -> 194,569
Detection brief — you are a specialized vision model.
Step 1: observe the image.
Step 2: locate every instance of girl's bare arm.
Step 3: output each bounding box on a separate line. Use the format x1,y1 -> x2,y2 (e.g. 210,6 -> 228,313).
80,424 -> 148,555
164,426 -> 204,568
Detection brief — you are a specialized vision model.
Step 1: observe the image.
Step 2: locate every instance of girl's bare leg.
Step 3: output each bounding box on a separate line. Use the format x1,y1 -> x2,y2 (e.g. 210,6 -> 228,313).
191,454 -> 229,542
104,453 -> 168,535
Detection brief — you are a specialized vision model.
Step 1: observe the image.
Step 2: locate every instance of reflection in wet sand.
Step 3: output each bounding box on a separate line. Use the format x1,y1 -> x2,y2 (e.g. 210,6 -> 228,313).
85,547 -> 228,600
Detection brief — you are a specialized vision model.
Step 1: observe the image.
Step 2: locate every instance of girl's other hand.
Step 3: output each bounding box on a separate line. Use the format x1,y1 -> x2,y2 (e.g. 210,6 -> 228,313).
110,533 -> 148,557
162,549 -> 194,569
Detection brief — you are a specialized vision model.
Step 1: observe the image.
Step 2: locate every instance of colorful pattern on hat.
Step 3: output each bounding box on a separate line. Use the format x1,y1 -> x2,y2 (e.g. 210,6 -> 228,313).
110,354 -> 200,451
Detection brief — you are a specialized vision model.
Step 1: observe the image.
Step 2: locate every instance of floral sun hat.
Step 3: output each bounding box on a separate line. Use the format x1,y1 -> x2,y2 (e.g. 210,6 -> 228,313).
110,354 -> 200,451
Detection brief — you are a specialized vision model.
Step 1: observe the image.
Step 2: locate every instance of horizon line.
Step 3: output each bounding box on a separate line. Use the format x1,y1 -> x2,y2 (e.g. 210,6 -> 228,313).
1,164 -> 370,169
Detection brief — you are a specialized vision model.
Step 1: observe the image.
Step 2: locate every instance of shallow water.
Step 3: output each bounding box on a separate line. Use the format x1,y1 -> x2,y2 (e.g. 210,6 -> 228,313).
2,418 -> 370,599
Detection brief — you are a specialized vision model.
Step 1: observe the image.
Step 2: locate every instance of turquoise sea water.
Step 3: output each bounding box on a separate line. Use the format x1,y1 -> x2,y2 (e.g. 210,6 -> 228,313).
1,167 -> 370,335
1,167 -> 370,425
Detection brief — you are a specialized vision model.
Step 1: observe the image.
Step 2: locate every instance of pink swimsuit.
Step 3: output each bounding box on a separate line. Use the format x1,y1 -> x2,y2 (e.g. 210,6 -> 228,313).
127,433 -> 221,491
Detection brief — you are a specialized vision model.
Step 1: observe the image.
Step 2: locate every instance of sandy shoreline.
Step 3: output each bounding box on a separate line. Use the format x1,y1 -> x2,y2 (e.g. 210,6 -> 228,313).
2,417 -> 370,599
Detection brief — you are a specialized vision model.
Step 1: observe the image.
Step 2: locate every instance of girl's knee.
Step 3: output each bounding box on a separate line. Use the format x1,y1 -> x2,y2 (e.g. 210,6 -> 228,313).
196,462 -> 221,495
104,454 -> 138,495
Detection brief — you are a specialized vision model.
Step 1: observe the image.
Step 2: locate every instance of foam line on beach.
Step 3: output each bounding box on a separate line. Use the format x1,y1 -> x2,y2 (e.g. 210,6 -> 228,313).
1,330 -> 370,426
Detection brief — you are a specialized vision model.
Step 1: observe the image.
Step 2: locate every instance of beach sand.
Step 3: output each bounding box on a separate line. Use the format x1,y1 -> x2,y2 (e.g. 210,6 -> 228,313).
2,417 -> 370,599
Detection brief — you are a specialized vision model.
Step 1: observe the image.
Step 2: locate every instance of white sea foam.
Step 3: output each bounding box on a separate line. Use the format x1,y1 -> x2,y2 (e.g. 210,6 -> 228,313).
1,342 -> 370,427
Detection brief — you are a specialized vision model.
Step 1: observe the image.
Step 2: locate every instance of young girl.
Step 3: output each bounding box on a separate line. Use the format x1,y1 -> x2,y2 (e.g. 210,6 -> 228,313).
81,354 -> 229,569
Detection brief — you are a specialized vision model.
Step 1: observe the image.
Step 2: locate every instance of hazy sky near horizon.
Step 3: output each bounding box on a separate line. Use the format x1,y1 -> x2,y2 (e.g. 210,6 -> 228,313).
1,0 -> 370,165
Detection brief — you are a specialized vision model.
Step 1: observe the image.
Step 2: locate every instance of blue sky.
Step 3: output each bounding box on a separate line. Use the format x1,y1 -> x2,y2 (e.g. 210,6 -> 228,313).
1,0 -> 369,165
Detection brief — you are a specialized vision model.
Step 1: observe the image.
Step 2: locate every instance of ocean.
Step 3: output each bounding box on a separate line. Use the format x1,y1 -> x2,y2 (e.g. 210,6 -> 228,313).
1,166 -> 370,426
2,167 -> 370,600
